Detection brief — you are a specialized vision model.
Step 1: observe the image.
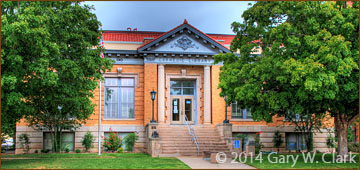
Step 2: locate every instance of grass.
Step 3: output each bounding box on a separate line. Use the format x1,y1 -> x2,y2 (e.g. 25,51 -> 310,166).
241,153 -> 359,169
1,153 -> 190,169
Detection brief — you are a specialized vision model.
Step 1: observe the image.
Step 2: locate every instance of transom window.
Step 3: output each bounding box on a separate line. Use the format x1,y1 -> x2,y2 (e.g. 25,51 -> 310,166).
170,80 -> 195,96
104,78 -> 135,119
231,102 -> 252,119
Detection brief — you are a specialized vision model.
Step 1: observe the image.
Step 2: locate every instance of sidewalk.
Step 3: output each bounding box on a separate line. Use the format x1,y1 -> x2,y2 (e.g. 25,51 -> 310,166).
177,156 -> 256,169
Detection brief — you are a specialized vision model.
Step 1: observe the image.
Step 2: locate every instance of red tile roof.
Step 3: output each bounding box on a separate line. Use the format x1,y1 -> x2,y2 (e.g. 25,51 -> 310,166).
102,26 -> 235,49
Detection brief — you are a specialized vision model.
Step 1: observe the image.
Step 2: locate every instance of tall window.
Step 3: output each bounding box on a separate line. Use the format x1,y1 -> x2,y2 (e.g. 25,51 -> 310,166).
104,78 -> 135,119
231,102 -> 252,119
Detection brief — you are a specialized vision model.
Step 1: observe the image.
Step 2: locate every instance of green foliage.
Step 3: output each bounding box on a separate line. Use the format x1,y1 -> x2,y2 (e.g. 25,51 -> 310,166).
272,131 -> 283,151
41,149 -> 50,153
123,133 -> 139,152
254,133 -> 263,154
81,131 -> 94,152
348,142 -> 359,153
215,1 -> 358,155
75,149 -> 81,153
327,134 -> 337,149
104,130 -> 122,152
18,133 -> 30,153
117,147 -> 124,153
347,125 -> 355,143
1,1 -> 113,149
34,150 -> 38,153
64,148 -> 70,153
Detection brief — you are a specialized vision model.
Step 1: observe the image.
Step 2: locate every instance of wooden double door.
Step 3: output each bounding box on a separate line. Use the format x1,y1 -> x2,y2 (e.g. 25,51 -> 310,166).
170,96 -> 195,124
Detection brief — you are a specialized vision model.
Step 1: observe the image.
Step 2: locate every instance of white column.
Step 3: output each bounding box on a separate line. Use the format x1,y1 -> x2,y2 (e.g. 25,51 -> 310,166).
157,64 -> 165,123
204,65 -> 211,124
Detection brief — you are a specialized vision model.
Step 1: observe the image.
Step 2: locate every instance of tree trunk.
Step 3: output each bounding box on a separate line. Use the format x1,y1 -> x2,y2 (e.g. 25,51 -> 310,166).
13,126 -> 17,150
305,132 -> 313,152
335,112 -> 349,157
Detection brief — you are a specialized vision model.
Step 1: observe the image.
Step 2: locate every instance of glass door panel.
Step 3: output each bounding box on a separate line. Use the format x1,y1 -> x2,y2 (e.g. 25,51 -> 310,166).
184,99 -> 192,121
183,96 -> 195,124
171,97 -> 181,124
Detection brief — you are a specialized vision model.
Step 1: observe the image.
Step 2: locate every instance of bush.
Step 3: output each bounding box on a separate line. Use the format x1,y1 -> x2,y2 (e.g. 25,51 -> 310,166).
255,133 -> 264,154
326,134 -> 336,149
34,150 -> 38,153
75,149 -> 81,153
123,133 -> 139,152
81,131 -> 94,152
41,149 -> 50,153
117,147 -> 123,153
273,131 -> 283,152
348,142 -> 359,153
18,134 -> 30,154
104,130 -> 122,152
65,148 -> 70,153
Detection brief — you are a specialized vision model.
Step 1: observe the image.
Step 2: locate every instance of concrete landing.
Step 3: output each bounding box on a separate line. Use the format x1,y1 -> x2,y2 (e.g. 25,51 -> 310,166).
177,156 -> 256,169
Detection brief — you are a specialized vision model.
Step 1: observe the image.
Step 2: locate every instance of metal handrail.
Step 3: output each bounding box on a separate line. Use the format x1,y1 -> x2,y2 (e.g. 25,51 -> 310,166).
184,114 -> 200,156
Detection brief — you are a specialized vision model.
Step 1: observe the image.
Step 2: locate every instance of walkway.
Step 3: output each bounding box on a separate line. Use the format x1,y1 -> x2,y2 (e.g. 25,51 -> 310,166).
177,156 -> 256,169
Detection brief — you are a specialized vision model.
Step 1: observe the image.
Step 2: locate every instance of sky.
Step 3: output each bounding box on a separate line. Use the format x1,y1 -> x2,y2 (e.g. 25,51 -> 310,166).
83,1 -> 253,34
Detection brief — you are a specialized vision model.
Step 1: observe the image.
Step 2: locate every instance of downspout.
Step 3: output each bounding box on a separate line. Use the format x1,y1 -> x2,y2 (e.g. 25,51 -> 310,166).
98,80 -> 102,155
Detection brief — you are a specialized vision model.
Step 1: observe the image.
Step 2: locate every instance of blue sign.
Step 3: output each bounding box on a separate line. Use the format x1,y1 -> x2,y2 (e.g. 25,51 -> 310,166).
234,140 -> 240,148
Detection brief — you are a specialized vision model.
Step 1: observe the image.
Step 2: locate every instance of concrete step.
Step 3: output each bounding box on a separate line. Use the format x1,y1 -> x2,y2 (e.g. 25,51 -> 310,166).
161,142 -> 227,146
162,146 -> 229,151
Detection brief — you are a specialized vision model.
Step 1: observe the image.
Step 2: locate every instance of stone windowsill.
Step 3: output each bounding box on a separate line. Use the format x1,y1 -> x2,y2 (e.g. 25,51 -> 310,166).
231,118 -> 254,122
103,118 -> 136,121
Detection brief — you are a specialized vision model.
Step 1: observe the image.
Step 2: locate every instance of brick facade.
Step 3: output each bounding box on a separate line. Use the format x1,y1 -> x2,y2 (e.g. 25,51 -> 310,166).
15,21 -> 333,154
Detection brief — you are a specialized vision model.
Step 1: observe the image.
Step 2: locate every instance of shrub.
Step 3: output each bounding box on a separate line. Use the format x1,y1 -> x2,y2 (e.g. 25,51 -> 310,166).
123,133 -> 139,152
326,135 -> 336,149
104,130 -> 122,152
273,131 -> 283,152
254,133 -> 264,154
75,149 -> 81,153
18,134 -> 30,154
81,131 -> 94,152
348,142 -> 359,153
41,149 -> 50,153
117,147 -> 124,153
34,150 -> 38,153
65,148 -> 70,153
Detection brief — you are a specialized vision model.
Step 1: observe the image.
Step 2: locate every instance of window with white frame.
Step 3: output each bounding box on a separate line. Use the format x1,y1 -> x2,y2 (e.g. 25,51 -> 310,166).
104,78 -> 135,119
231,102 -> 252,119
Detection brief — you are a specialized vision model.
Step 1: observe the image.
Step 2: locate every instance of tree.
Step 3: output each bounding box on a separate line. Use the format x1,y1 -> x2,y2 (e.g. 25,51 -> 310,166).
273,130 -> 283,152
1,1 -> 112,152
214,1 -> 358,157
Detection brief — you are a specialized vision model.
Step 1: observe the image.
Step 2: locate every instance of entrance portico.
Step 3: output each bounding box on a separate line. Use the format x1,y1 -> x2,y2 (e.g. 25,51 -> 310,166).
137,20 -> 231,125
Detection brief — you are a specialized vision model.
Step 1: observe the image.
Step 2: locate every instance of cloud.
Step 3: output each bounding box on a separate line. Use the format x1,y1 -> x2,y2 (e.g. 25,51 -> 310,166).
84,1 -> 252,34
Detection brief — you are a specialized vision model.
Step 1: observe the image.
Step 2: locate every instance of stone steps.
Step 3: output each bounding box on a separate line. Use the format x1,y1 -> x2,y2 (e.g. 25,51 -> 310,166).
158,125 -> 231,156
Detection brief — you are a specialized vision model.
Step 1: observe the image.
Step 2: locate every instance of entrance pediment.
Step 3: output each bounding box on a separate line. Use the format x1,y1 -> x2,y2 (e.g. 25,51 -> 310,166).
153,34 -> 216,53
137,20 -> 232,55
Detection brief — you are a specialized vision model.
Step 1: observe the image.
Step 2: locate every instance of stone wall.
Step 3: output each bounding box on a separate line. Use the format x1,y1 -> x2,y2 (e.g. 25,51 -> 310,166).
232,125 -> 333,153
15,125 -> 146,154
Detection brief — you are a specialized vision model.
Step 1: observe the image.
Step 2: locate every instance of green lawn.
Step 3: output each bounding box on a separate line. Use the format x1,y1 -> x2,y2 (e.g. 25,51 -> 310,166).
241,153 -> 359,169
1,153 -> 190,169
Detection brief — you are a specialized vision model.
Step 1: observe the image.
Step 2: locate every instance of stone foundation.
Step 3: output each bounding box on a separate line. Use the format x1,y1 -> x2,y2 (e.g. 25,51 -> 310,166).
15,125 -> 146,154
231,125 -> 334,153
